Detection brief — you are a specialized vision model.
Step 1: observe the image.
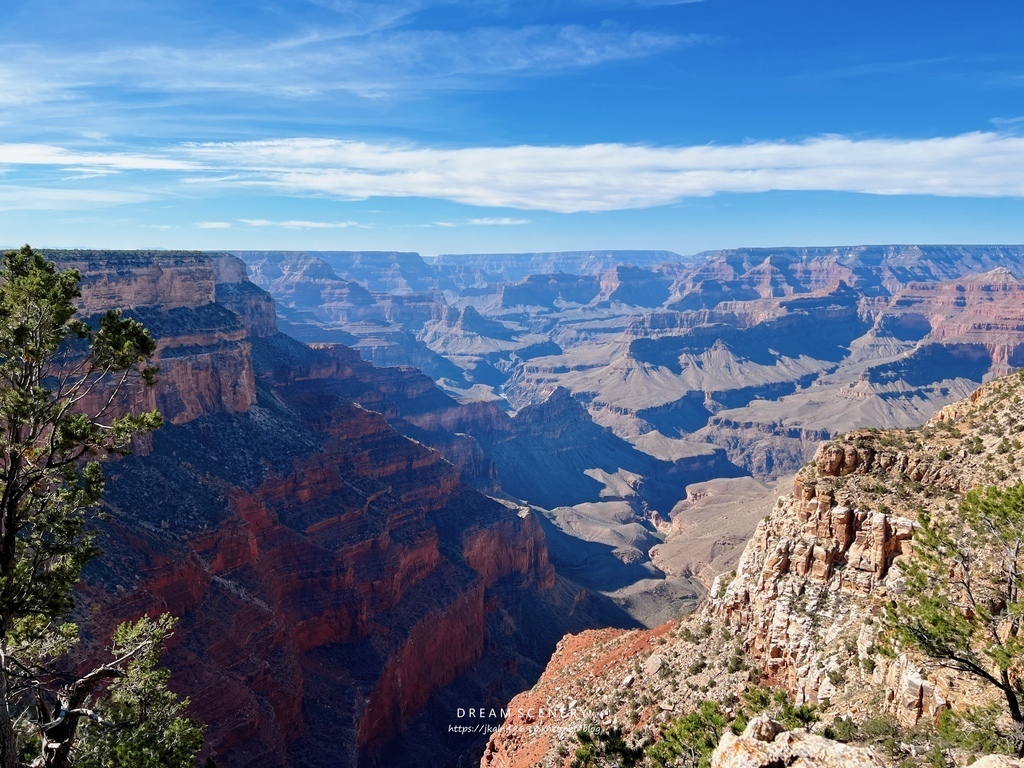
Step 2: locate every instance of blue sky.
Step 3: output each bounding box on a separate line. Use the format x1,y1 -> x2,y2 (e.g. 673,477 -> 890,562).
2,0 -> 1024,254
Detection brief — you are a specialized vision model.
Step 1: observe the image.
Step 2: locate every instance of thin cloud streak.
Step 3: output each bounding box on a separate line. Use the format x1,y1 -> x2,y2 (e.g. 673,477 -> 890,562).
469,217 -> 530,225
4,132 -> 1024,213
239,218 -> 367,229
0,185 -> 150,211
2,23 -> 684,106
183,131 -> 1024,212
0,144 -> 197,171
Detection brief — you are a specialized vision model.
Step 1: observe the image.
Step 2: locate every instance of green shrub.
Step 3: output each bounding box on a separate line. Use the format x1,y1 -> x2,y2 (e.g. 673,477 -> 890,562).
727,654 -> 746,673
823,716 -> 857,743
572,726 -> 642,768
646,701 -> 725,768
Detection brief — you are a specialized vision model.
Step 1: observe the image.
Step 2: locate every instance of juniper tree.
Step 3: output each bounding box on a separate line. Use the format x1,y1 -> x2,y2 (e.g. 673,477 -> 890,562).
886,482 -> 1024,755
0,246 -> 201,767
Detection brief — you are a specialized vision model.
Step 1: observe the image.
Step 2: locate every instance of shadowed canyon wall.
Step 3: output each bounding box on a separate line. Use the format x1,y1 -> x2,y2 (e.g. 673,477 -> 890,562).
48,250 -> 622,768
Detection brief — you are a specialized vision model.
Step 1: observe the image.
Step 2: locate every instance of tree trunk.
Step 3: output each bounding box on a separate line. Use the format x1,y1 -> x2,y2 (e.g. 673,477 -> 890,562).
1013,715 -> 1024,758
38,689 -> 86,768
0,664 -> 20,768
1001,673 -> 1024,757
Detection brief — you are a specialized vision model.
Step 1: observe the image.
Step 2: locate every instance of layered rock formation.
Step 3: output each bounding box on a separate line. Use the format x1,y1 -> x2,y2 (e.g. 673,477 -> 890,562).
345,378 -> 740,624
482,369 -> 1024,768
239,250 -> 444,294
247,245 -> 1024,481
712,720 -> 1024,768
44,250 -> 264,428
49,250 -> 628,768
235,245 -> 1024,633
710,717 -> 887,768
708,373 -> 1024,719
238,251 -> 463,382
428,250 -> 685,284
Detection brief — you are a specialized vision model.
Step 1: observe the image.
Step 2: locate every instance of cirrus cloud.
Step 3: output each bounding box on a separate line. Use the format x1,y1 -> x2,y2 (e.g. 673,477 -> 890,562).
3,131 -> 1024,214
468,217 -> 530,225
181,131 -> 1024,212
239,218 -> 367,229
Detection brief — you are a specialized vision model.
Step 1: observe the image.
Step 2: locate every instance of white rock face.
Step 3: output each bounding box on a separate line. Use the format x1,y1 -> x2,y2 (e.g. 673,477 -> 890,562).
711,718 -> 888,768
644,653 -> 663,676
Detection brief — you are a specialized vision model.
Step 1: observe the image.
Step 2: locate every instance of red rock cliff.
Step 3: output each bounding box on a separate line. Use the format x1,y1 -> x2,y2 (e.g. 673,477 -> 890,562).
58,251 -> 558,768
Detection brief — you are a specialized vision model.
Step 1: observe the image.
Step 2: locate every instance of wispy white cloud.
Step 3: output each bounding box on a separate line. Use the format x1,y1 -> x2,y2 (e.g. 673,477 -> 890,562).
61,167 -> 122,180
0,64 -> 75,108
0,143 -> 197,171
239,218 -> 367,229
274,1 -> 425,47
469,217 -> 529,225
0,185 -> 150,211
181,132 -> 1024,212
196,221 -> 232,228
0,22 -> 685,109
429,217 -> 528,226
6,132 -> 1024,213
991,116 -> 1024,128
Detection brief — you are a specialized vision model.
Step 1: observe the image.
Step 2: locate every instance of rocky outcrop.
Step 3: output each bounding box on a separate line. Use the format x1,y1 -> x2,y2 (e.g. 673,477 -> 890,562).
881,269 -> 1024,374
49,249 -> 217,312
599,266 -> 671,307
214,253 -> 279,339
711,718 -> 887,768
500,273 -> 602,308
483,369 -> 1024,768
46,251 -> 259,427
709,372 -> 1024,719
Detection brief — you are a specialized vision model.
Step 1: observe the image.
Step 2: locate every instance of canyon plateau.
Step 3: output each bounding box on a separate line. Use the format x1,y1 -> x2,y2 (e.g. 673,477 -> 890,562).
236,246 -> 1024,624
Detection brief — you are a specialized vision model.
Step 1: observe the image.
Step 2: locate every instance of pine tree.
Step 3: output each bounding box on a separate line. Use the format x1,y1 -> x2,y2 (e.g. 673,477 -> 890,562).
886,482 -> 1024,755
0,246 -> 201,767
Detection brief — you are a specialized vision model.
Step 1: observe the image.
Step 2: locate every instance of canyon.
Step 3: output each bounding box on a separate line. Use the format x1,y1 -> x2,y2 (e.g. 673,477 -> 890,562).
39,245 -> 1024,767
49,250 -> 625,768
483,368 -> 1024,768
235,245 -> 1024,625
